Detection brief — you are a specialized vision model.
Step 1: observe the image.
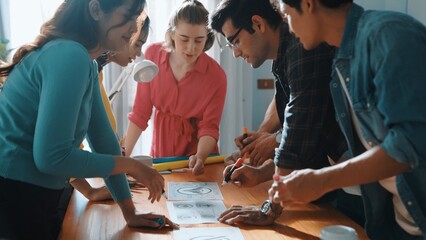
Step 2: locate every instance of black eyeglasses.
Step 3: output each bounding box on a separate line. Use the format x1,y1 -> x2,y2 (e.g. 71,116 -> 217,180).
225,26 -> 244,50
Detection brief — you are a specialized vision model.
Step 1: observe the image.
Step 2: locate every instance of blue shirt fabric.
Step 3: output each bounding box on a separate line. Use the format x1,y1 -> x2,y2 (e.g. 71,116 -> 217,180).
0,39 -> 131,201
331,4 -> 426,238
273,23 -> 347,170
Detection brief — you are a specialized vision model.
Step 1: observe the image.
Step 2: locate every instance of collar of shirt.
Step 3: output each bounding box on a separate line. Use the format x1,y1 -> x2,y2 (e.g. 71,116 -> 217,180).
336,3 -> 364,59
274,22 -> 292,64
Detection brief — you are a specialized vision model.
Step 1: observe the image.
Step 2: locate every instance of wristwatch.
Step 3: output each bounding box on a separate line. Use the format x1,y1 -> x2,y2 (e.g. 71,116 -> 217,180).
260,200 -> 282,219
274,129 -> 282,144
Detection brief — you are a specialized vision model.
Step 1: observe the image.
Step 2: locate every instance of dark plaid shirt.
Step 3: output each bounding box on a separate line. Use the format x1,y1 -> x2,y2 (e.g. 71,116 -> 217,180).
273,23 -> 347,169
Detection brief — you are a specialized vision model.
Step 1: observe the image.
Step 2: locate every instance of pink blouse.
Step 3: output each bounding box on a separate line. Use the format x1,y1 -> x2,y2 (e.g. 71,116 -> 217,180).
128,43 -> 227,158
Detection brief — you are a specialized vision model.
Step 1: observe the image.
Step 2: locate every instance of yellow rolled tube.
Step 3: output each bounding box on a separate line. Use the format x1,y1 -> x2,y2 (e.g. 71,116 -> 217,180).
153,155 -> 225,172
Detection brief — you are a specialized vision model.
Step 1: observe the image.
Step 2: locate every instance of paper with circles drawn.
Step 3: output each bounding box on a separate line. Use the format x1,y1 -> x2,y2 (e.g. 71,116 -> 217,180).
173,227 -> 244,240
166,200 -> 227,224
167,182 -> 223,200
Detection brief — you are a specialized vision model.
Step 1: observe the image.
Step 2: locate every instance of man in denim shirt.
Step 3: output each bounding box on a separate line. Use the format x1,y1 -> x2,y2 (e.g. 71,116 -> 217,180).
271,0 -> 426,239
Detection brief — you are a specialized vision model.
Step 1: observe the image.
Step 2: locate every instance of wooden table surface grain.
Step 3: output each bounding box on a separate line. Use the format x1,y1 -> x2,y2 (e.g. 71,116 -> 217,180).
59,163 -> 367,240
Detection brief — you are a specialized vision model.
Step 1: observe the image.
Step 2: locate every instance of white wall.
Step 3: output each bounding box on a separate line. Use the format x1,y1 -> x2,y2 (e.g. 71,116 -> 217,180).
408,0 -> 426,25
251,61 -> 274,130
355,0 -> 407,12
355,0 -> 426,26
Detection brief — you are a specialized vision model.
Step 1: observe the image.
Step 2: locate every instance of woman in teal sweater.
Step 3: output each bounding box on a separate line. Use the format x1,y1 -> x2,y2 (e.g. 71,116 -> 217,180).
0,0 -> 177,239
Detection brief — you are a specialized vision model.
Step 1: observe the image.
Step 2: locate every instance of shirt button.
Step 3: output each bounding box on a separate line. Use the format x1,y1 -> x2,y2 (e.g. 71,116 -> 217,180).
366,103 -> 370,108
408,201 -> 413,206
340,113 -> 346,117
332,83 -> 338,88
346,77 -> 350,82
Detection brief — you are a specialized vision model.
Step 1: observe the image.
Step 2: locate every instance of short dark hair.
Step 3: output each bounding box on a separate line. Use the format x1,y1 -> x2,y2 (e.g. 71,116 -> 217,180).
210,0 -> 282,36
281,0 -> 353,12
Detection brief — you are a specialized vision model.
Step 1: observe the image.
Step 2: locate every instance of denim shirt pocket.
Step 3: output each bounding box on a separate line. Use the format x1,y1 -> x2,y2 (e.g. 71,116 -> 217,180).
352,96 -> 387,148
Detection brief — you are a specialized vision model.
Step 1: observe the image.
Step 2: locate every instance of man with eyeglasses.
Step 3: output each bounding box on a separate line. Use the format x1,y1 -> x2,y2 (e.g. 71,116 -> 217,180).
210,0 -> 364,226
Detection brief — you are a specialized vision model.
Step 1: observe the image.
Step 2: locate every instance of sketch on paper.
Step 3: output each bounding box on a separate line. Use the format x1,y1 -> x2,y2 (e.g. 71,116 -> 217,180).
167,182 -> 223,200
166,200 -> 226,224
173,227 -> 244,240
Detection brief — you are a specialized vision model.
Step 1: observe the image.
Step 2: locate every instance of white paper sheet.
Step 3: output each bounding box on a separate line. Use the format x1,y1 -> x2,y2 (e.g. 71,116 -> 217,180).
173,227 -> 245,240
166,200 -> 226,224
167,182 -> 223,201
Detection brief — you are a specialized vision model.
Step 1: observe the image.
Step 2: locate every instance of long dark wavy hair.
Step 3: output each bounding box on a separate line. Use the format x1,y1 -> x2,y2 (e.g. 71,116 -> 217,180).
96,15 -> 151,73
0,0 -> 146,83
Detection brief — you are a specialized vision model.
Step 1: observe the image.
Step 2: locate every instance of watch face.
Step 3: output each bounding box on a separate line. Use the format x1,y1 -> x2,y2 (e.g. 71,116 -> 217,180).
261,200 -> 271,214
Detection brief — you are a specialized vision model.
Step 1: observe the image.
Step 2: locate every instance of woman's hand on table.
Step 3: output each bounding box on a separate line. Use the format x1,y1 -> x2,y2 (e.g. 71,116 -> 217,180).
188,155 -> 205,175
127,213 -> 179,230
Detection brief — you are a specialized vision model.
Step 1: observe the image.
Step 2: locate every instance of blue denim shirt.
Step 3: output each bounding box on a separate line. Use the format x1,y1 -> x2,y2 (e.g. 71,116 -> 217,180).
331,4 -> 426,239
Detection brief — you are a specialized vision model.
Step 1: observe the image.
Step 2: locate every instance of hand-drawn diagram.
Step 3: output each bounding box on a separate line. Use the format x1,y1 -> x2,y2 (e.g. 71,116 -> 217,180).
178,186 -> 212,195
167,182 -> 223,200
173,227 -> 244,240
166,200 -> 226,224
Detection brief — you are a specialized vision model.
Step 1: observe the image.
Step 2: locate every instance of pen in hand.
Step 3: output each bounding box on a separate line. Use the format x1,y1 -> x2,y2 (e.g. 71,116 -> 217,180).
222,157 -> 244,186
241,127 -> 248,148
242,127 -> 248,139
241,127 -> 251,160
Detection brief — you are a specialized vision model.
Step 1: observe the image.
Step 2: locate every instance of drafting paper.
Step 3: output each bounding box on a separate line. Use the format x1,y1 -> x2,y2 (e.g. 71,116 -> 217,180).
166,200 -> 226,224
173,227 -> 245,240
167,182 -> 223,200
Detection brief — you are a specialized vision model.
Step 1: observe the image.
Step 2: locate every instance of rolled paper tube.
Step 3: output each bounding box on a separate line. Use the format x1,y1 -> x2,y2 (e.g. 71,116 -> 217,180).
153,154 -> 219,164
153,155 -> 225,172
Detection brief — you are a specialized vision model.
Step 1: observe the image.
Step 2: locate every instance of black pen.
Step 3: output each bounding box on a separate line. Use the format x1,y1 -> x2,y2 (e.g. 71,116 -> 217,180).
222,157 -> 244,186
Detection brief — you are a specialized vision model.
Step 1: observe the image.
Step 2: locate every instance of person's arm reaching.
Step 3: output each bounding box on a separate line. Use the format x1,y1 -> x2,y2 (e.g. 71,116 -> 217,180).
117,195 -> 179,229
270,146 -> 410,205
87,69 -> 177,229
258,97 -> 281,133
124,122 -> 144,157
236,97 -> 281,166
190,63 -> 226,175
189,136 -> 217,175
125,45 -> 157,157
234,97 -> 280,149
71,178 -> 112,201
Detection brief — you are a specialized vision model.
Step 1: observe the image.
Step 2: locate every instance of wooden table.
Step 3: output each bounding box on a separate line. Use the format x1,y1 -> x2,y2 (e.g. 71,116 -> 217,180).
59,163 -> 367,239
